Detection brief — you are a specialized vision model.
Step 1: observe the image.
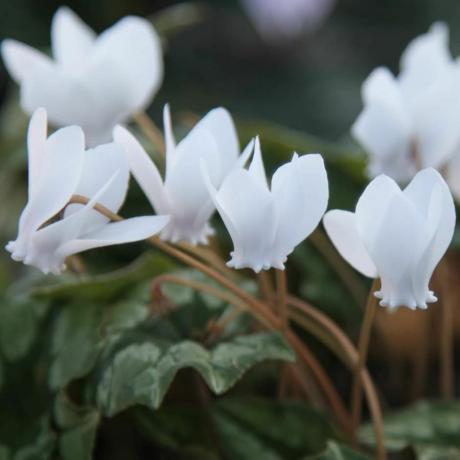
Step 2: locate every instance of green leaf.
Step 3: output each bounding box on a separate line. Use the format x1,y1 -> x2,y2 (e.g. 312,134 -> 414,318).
0,296 -> 48,362
213,398 -> 339,459
31,252 -> 174,303
97,332 -> 294,416
359,400 -> 460,455
304,441 -> 371,459
50,298 -> 149,390
213,410 -> 282,460
55,392 -> 100,460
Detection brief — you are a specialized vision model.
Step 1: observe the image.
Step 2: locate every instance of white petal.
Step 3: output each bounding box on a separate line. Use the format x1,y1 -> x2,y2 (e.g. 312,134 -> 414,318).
355,174 -> 401,247
368,193 -> 428,309
352,101 -> 411,161
56,215 -> 169,261
64,143 -> 130,232
446,151 -> 460,202
163,104 -> 176,180
167,127 -> 219,211
405,168 -> 456,305
399,22 -> 452,101
214,168 -> 277,271
193,107 -> 239,176
51,7 -> 96,70
410,71 -> 460,169
19,125 -> 85,236
113,125 -> 168,214
1,39 -> 52,83
91,16 -> 163,111
248,137 -> 269,188
271,153 -> 329,258
27,108 -> 48,199
323,210 -> 377,278
362,67 -> 406,118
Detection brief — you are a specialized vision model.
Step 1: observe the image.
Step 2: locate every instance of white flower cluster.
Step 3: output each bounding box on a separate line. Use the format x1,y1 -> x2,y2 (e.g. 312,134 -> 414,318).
2,10 -> 457,310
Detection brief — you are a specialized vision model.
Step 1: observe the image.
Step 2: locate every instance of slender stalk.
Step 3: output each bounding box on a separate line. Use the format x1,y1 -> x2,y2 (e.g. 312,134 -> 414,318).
288,295 -> 386,460
67,195 -> 350,430
350,279 -> 380,442
257,271 -> 275,304
133,112 -> 165,158
439,258 -> 455,399
276,269 -> 288,331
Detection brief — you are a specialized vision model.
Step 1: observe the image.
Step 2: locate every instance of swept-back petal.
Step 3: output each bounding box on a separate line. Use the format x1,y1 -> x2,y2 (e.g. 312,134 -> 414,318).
411,71 -> 460,169
20,125 -> 85,236
355,174 -> 401,249
405,169 -> 456,305
1,39 -> 53,83
248,137 -> 268,188
163,104 -> 176,179
352,102 -> 411,160
323,210 -> 377,278
192,107 -> 239,174
368,193 -> 428,308
57,215 -> 169,262
27,108 -> 48,199
215,168 -> 276,271
399,22 -> 452,101
113,125 -> 168,213
51,7 -> 96,70
271,153 -> 328,258
91,16 -> 163,111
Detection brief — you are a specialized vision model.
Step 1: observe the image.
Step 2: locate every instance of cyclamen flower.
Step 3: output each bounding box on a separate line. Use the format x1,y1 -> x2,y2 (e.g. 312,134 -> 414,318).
323,168 -> 456,309
1,7 -> 163,147
352,22 -> 460,196
203,138 -> 329,272
6,109 -> 169,275
114,105 -> 241,245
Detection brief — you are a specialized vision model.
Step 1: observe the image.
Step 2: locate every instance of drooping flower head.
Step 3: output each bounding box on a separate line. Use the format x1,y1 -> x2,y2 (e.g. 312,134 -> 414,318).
1,7 -> 163,146
203,138 -> 329,272
6,108 -> 169,274
323,168 -> 456,309
114,104 -> 241,245
352,22 -> 460,197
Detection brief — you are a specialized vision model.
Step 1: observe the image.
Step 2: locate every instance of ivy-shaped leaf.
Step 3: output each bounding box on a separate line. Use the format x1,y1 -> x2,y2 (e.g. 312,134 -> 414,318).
97,332 -> 295,416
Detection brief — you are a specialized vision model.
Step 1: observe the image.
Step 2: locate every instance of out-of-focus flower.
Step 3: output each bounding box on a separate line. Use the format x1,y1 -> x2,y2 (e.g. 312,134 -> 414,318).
323,168 -> 455,309
241,0 -> 336,43
1,7 -> 163,147
6,109 -> 169,275
114,104 -> 241,245
352,23 -> 460,198
203,138 -> 328,272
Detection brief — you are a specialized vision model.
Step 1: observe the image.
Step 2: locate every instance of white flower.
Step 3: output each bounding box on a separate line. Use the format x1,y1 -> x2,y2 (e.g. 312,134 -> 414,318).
1,7 -> 163,147
203,138 -> 329,272
6,109 -> 169,275
323,168 -> 456,309
241,0 -> 336,43
114,104 -> 241,245
352,23 -> 460,189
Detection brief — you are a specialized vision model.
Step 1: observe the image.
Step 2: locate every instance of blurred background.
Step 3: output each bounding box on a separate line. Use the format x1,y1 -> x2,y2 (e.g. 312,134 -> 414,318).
1,0 -> 460,142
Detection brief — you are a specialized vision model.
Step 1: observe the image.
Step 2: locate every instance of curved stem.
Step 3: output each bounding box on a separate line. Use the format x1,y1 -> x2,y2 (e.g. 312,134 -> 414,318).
257,271 -> 275,304
276,269 -> 288,331
439,258 -> 455,399
288,295 -> 386,460
350,279 -> 380,444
